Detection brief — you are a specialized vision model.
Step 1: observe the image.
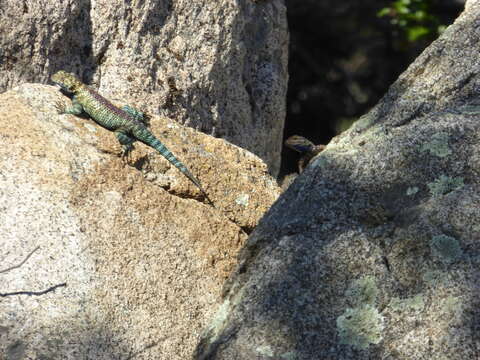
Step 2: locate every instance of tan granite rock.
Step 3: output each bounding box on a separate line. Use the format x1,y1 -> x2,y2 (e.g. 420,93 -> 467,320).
0,83 -> 280,359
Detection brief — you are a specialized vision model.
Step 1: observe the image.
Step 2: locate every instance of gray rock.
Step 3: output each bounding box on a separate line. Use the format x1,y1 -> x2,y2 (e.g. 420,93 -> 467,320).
196,3 -> 480,359
0,0 -> 288,176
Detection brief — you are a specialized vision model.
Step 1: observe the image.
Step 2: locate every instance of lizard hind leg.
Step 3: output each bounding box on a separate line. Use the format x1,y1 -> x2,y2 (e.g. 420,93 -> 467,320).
115,131 -> 136,162
122,105 -> 150,126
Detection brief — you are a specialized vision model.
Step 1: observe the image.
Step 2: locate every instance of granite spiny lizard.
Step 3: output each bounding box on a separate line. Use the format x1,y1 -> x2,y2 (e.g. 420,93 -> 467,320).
51,70 -> 212,205
285,135 -> 326,173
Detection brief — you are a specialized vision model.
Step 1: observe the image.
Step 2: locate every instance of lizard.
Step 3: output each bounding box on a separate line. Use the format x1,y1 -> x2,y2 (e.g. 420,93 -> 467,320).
51,70 -> 213,205
284,135 -> 326,173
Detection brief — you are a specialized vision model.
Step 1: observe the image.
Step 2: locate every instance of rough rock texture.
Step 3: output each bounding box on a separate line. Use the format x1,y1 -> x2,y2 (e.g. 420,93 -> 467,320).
0,0 -> 288,176
0,84 -> 279,359
196,4 -> 480,360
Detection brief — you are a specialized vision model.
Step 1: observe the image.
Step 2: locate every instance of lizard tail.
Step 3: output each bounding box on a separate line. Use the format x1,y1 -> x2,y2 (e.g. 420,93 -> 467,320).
134,128 -> 214,206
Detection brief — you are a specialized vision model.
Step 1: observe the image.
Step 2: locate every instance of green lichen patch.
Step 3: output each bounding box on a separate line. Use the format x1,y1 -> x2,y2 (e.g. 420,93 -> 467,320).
256,345 -> 274,357
422,269 -> 448,285
472,255 -> 480,265
406,186 -> 419,196
235,193 -> 250,206
389,294 -> 425,313
430,234 -> 463,264
427,175 -> 464,197
346,276 -> 378,306
353,113 -> 375,132
203,286 -> 246,345
312,155 -> 330,168
441,295 -> 463,322
336,304 -> 385,349
421,132 -> 452,158
205,298 -> 231,341
280,351 -> 299,360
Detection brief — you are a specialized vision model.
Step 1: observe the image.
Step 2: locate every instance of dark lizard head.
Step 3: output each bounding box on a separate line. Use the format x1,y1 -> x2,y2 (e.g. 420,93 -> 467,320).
285,135 -> 315,154
51,70 -> 83,93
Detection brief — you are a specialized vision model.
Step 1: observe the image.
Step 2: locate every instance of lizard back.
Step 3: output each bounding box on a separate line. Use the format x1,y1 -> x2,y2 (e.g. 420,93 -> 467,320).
76,85 -> 141,131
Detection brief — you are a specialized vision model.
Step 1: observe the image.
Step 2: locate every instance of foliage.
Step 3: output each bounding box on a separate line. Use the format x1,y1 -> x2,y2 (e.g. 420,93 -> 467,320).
378,0 -> 446,42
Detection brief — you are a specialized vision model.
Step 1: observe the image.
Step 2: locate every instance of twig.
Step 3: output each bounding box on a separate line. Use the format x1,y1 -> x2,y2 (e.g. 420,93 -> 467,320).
0,246 -> 40,274
0,282 -> 67,297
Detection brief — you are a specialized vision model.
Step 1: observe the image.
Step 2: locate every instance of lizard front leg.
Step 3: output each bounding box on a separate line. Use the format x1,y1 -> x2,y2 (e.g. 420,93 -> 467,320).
55,96 -> 84,115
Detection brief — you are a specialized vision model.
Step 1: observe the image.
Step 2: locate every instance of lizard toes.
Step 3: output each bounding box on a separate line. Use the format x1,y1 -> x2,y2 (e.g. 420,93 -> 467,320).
54,100 -> 65,114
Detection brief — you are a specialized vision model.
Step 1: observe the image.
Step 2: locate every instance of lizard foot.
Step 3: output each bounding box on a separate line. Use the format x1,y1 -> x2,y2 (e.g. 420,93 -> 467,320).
120,143 -> 135,164
54,100 -> 66,114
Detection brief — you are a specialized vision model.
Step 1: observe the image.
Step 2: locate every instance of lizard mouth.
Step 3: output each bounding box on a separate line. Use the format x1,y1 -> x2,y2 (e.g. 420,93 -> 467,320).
53,83 -> 70,92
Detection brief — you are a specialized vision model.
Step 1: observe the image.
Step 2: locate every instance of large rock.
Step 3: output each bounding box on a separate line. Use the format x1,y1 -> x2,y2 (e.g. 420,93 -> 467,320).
0,0 -> 288,175
0,84 -> 279,359
196,3 -> 480,359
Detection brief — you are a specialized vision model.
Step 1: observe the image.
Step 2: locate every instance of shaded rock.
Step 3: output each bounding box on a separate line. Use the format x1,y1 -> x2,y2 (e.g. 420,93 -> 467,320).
0,0 -> 288,175
0,84 -> 279,359
196,4 -> 480,359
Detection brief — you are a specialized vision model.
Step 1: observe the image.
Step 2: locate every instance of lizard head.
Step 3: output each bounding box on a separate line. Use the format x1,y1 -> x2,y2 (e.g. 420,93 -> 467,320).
285,135 -> 315,154
51,71 -> 82,93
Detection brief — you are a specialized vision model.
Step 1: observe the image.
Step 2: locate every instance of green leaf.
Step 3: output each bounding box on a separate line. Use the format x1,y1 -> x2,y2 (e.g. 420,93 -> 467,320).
377,8 -> 391,17
413,10 -> 427,21
407,25 -> 430,41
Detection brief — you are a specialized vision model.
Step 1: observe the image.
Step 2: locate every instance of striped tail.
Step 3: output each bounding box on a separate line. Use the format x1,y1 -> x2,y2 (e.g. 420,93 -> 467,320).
134,127 -> 213,205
